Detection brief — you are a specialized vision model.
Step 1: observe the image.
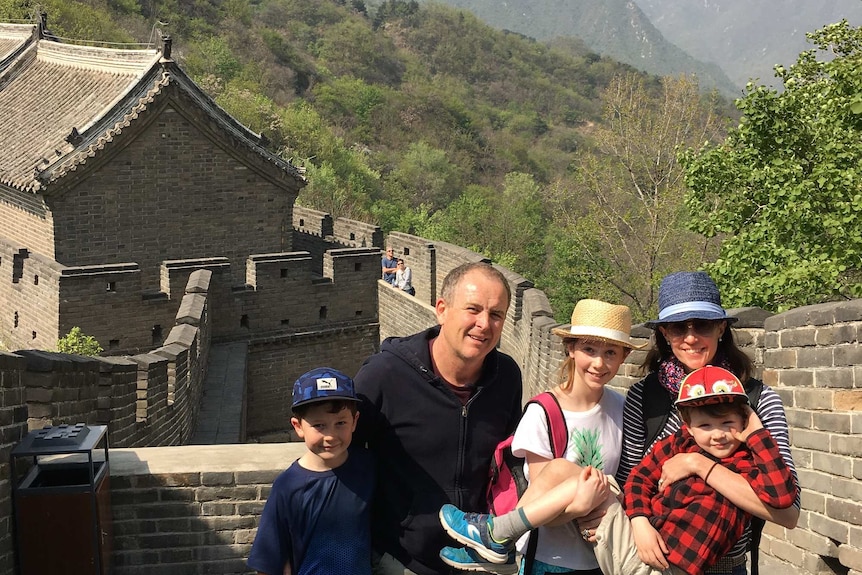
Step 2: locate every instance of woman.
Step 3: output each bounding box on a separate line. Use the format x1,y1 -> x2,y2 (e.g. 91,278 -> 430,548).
395,258 -> 414,296
612,272 -> 800,575
438,299 -> 644,575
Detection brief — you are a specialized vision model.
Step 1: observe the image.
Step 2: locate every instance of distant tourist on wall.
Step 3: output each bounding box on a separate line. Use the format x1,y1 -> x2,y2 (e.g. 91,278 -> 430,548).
382,247 -> 398,285
395,258 -> 415,296
353,262 -> 523,575
247,368 -> 375,575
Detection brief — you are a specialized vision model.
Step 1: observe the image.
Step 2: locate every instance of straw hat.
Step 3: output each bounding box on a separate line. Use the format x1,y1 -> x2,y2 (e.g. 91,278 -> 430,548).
675,366 -> 748,407
551,299 -> 645,349
645,271 -> 737,328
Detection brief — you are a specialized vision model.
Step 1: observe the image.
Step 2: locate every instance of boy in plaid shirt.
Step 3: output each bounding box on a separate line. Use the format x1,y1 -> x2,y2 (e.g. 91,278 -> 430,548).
593,365 -> 798,575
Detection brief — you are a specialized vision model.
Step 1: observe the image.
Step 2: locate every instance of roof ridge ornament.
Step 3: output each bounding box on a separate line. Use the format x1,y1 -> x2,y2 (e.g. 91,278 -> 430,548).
65,127 -> 82,146
161,35 -> 172,61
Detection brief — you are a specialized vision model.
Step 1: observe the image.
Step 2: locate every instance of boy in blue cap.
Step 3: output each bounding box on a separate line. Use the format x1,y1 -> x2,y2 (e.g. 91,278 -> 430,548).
248,367 -> 375,575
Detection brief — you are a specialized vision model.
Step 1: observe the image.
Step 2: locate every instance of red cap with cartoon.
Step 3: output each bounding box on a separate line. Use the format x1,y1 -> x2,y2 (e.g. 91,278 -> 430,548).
675,365 -> 748,407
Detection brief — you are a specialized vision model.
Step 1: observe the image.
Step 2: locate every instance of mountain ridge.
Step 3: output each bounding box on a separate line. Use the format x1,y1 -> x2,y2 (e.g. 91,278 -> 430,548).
415,0 -> 742,97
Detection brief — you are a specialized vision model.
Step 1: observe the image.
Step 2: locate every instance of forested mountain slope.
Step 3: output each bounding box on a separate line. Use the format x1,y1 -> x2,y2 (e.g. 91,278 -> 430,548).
407,0 -> 741,97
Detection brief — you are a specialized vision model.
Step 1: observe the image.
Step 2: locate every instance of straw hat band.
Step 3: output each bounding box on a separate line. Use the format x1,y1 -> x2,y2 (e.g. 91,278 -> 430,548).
658,301 -> 726,322
560,325 -> 634,344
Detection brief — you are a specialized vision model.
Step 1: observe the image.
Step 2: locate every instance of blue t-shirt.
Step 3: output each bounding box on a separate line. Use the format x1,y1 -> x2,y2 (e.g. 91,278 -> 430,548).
381,256 -> 398,284
247,448 -> 375,575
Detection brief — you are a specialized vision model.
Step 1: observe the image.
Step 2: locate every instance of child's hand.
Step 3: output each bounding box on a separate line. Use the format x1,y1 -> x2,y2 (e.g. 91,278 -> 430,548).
631,516 -> 670,570
731,405 -> 763,442
568,466 -> 609,517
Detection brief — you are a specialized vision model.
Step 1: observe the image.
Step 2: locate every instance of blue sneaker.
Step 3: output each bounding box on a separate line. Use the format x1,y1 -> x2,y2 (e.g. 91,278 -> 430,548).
439,504 -> 513,563
439,546 -> 517,574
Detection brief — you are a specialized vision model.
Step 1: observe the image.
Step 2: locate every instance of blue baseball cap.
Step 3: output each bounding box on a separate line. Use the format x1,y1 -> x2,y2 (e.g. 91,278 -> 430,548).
291,367 -> 359,409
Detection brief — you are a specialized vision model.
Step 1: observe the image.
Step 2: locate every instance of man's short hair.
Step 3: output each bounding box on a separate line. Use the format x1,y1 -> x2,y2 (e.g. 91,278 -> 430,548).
440,262 -> 511,304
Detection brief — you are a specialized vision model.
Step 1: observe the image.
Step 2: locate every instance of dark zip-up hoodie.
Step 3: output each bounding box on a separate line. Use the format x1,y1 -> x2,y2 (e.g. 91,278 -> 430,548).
353,326 -> 523,575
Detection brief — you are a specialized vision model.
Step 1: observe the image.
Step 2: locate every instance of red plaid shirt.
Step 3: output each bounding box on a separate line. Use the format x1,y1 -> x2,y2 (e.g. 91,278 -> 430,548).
624,427 -> 797,575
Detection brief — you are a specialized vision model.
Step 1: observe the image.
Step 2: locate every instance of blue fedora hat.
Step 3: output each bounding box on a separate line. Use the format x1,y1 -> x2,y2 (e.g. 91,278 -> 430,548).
645,271 -> 737,328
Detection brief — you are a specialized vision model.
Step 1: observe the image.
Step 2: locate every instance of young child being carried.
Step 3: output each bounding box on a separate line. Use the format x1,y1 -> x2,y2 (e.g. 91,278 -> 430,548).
247,368 -> 375,575
439,365 -> 798,575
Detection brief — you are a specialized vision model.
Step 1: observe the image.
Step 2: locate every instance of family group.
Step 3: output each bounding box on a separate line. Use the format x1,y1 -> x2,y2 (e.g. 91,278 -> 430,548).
247,263 -> 800,575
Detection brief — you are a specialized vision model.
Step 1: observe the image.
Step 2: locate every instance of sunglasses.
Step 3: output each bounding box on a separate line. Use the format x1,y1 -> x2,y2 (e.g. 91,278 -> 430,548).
660,319 -> 721,339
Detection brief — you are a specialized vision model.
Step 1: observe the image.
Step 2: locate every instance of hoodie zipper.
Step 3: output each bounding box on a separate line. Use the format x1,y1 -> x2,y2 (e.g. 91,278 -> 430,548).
454,386 -> 483,505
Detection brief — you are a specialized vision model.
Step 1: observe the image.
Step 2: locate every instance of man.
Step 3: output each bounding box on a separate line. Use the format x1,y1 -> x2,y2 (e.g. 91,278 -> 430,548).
382,247 -> 399,285
354,262 -> 523,575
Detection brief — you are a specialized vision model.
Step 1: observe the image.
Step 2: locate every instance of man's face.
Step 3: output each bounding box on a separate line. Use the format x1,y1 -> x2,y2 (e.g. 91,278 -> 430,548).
386,249 -> 394,259
435,270 -> 509,364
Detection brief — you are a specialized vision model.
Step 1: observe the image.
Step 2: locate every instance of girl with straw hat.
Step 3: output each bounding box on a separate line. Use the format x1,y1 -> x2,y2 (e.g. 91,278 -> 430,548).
438,299 -> 645,574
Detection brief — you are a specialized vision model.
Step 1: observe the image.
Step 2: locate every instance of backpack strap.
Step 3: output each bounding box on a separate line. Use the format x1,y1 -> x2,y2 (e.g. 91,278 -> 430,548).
522,391 -> 568,575
530,392 -> 568,458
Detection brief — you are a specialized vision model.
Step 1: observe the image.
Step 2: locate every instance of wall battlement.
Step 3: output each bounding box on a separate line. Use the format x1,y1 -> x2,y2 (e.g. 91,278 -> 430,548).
1,233 -> 380,354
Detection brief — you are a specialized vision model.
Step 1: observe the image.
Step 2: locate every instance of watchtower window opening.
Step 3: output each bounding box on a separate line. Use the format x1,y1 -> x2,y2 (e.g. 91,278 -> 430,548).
350,232 -> 356,240
354,263 -> 362,272
404,248 -> 410,255
319,306 -> 327,320
299,218 -> 305,226
12,250 -> 27,283
31,331 -> 36,340
14,311 -> 19,328
109,339 -> 120,350
152,325 -> 163,345
33,275 -> 38,285
241,314 -> 250,328
107,282 -> 116,292
281,319 -> 290,326
280,269 -> 288,278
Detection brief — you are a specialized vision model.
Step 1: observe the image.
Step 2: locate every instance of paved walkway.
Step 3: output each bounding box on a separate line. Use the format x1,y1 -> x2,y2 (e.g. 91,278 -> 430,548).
189,342 -> 247,444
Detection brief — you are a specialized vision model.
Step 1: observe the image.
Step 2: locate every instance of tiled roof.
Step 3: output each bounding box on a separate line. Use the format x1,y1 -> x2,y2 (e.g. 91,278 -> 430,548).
0,28 -> 305,193
0,23 -> 36,64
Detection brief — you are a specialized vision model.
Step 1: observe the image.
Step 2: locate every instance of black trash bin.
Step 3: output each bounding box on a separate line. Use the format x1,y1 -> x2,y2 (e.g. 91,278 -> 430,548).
11,424 -> 111,575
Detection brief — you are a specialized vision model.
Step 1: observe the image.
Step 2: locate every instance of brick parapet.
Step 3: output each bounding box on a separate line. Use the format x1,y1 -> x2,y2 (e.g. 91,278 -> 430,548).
108,443 -> 305,575
0,351 -> 26,575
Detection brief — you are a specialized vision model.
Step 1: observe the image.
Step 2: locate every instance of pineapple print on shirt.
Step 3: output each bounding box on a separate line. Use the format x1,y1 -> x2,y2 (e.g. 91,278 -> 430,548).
568,427 -> 604,470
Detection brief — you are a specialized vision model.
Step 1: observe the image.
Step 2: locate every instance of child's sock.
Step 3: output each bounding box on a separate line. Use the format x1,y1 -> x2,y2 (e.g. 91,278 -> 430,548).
489,507 -> 533,543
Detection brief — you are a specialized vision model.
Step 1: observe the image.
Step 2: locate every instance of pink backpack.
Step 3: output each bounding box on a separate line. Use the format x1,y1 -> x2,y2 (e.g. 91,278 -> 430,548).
486,392 -> 568,516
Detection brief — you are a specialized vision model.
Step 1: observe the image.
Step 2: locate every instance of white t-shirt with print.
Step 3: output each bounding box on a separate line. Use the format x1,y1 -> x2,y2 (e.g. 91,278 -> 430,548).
510,389 -> 625,571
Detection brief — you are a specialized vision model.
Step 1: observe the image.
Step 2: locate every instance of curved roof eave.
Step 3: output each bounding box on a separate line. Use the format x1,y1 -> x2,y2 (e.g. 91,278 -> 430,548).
37,59 -> 306,193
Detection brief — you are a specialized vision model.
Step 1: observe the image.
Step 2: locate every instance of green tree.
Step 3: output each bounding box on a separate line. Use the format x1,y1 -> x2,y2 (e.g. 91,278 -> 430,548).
550,73 -> 723,321
682,20 -> 862,311
57,327 -> 103,356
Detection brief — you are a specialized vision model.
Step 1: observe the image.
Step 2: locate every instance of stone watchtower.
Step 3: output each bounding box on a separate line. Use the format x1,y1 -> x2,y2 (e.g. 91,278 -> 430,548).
0,22 -> 306,354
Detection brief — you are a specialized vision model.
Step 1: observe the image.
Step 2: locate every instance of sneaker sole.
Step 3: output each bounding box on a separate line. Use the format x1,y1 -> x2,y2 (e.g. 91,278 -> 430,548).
438,509 -> 510,564
440,554 -> 518,574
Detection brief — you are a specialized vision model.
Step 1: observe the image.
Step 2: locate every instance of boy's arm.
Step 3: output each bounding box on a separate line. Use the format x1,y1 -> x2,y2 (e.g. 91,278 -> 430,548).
624,434 -> 673,518
630,516 -> 670,570
738,428 -> 798,509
